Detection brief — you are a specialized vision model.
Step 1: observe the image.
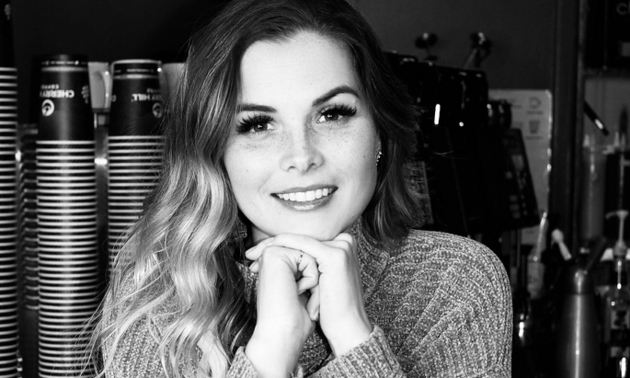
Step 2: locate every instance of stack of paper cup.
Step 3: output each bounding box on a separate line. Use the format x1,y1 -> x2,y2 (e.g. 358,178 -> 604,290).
0,65 -> 19,378
18,129 -> 38,310
107,60 -> 164,273
36,54 -> 99,377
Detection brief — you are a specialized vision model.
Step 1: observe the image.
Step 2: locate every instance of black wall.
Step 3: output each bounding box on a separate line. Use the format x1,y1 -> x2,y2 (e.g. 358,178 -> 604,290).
12,0 -> 556,123
13,0 -> 227,123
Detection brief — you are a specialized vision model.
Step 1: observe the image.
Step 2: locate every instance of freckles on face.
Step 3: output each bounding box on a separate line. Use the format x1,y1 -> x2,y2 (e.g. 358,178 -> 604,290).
223,31 -> 381,243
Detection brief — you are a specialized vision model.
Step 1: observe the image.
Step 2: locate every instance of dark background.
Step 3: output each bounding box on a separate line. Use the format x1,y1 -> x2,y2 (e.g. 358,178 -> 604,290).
12,0 -> 555,124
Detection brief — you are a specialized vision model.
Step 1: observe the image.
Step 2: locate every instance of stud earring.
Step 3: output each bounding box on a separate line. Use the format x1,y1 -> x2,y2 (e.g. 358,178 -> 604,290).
376,150 -> 383,166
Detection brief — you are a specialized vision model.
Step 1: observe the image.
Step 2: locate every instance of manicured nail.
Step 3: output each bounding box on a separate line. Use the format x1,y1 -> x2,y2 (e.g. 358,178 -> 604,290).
245,244 -> 262,259
249,261 -> 259,272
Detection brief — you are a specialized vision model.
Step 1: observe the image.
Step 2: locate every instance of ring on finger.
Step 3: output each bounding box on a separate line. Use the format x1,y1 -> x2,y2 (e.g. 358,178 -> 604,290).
297,250 -> 304,268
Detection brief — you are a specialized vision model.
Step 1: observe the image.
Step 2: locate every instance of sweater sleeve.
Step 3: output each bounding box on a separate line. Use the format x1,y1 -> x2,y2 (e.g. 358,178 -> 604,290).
101,285 -> 302,378
312,326 -> 405,377
228,348 -> 305,378
102,316 -> 304,378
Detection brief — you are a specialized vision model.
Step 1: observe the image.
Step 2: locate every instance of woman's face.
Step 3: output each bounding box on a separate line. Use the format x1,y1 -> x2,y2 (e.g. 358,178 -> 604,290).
224,31 -> 381,243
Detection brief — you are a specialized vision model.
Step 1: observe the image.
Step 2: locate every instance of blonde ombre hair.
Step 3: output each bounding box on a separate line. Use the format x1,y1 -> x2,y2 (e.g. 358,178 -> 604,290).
91,0 -> 421,376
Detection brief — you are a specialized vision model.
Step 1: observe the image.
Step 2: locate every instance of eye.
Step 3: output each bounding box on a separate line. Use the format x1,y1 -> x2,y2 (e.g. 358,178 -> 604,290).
236,114 -> 274,134
316,105 -> 357,124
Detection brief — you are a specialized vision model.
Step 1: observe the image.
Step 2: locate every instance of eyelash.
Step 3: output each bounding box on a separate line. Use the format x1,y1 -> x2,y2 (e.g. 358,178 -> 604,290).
235,104 -> 358,135
318,104 -> 357,123
236,114 -> 273,134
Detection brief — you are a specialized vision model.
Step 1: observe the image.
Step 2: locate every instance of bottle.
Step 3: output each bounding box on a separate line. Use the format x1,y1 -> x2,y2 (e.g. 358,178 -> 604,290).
554,242 -> 601,378
602,210 -> 630,377
527,212 -> 548,299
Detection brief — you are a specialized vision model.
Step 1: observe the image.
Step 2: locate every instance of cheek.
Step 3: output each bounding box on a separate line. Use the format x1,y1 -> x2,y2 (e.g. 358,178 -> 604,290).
338,130 -> 378,170
224,144 -> 252,196
224,142 -> 270,202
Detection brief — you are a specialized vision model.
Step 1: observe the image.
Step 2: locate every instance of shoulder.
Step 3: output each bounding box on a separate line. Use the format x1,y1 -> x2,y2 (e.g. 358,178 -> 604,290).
102,268 -> 180,337
369,229 -> 512,324
401,229 -> 499,261
366,230 -> 512,375
394,229 -> 509,288
100,269 -> 135,327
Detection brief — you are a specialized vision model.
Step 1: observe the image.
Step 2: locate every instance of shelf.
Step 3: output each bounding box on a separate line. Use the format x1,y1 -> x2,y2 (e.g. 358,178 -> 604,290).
584,67 -> 630,78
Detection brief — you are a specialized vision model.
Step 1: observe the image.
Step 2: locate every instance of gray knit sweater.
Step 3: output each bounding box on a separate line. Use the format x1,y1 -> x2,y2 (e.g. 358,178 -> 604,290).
102,228 -> 512,377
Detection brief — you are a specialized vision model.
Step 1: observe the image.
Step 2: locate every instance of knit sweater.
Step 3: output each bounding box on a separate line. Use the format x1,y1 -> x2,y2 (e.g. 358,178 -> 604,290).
102,228 -> 512,377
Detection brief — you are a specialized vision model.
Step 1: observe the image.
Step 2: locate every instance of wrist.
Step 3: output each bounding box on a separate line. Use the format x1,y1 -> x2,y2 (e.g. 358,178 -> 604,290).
328,319 -> 373,357
245,330 -> 302,377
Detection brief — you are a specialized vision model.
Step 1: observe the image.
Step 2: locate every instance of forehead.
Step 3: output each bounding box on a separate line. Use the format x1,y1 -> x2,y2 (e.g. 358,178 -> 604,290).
238,32 -> 359,103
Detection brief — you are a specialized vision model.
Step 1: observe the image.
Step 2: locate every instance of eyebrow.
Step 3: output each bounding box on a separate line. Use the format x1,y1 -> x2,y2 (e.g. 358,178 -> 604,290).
236,85 -> 360,113
312,85 -> 360,107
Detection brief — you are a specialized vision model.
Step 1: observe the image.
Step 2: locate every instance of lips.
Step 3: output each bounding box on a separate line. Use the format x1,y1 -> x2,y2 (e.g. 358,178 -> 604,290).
273,187 -> 337,202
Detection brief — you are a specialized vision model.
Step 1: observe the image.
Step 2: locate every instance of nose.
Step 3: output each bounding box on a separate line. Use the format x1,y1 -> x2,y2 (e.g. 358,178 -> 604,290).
279,125 -> 323,172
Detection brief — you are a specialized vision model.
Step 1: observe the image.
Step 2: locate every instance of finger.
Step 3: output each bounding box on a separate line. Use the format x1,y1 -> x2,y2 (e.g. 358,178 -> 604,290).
306,284 -> 320,321
249,260 -> 259,273
296,253 -> 319,294
244,237 -> 275,261
332,232 -> 354,244
298,292 -> 309,307
323,233 -> 355,251
251,248 -> 320,292
249,245 -> 305,276
254,246 -> 307,316
266,234 -> 343,262
321,239 -> 353,252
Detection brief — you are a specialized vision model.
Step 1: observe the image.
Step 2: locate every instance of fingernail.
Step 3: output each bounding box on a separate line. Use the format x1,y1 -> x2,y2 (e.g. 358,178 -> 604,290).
244,248 -> 255,259
249,261 -> 259,272
245,243 -> 263,259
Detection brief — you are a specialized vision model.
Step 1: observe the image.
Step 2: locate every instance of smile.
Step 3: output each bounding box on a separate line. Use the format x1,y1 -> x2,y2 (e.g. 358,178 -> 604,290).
272,187 -> 337,211
274,187 -> 336,202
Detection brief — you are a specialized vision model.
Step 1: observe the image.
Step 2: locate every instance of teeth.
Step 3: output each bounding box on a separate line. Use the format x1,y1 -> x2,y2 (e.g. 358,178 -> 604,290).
305,191 -> 315,201
277,188 -> 334,202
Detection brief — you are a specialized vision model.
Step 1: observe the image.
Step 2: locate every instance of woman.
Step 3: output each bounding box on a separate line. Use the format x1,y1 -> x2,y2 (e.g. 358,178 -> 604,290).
93,0 -> 512,376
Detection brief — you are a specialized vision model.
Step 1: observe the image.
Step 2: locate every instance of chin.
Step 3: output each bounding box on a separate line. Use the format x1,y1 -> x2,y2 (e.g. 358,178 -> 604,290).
300,229 -> 341,241
248,212 -> 361,243
275,225 -> 340,241
274,217 -> 358,241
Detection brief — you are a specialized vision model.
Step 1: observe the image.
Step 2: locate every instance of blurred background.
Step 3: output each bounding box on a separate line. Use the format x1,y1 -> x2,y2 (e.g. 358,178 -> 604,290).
2,0 -> 628,377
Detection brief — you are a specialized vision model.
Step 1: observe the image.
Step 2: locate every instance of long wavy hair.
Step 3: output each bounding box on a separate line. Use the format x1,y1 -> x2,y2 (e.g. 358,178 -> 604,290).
92,0 -> 421,377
